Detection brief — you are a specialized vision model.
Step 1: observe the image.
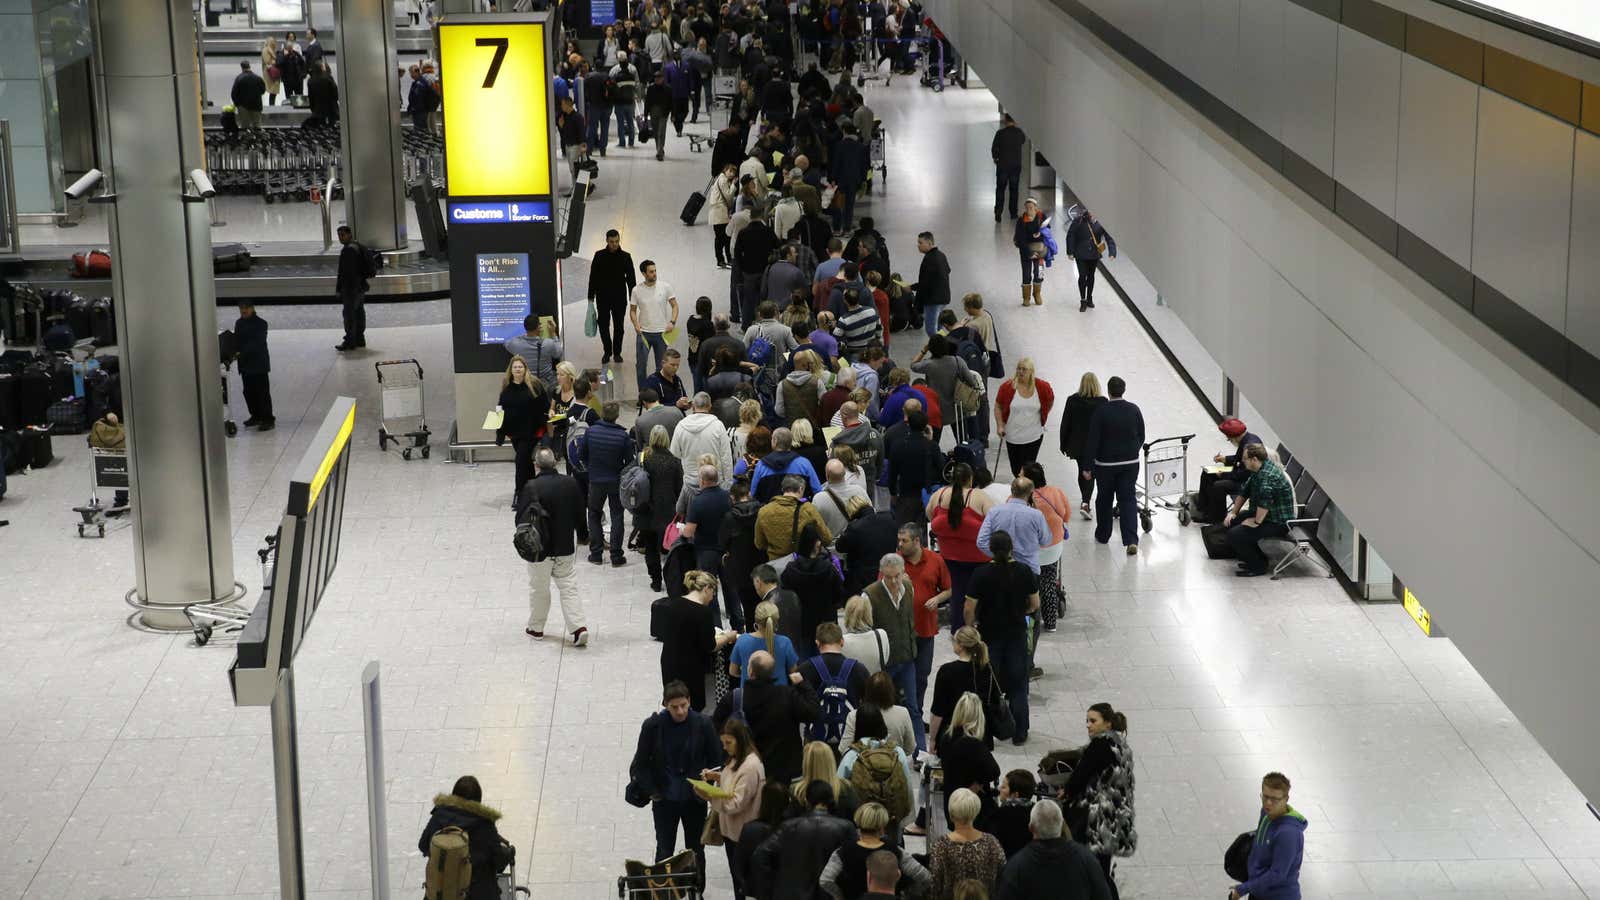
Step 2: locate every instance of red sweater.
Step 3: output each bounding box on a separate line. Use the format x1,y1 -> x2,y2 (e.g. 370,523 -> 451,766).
995,378 -> 1054,427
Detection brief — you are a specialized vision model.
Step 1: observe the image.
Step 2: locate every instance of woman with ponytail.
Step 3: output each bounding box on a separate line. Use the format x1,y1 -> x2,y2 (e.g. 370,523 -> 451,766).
1062,702 -> 1137,896
927,626 -> 1003,754
728,599 -> 800,685
926,462 -> 994,632
659,570 -> 738,711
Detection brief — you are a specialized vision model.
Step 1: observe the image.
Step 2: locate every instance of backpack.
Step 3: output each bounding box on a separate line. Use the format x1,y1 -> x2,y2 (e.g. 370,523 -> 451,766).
747,333 -> 776,368
752,367 -> 783,428
950,329 -> 989,378
847,742 -> 912,822
425,825 -> 472,900
566,419 -> 590,473
620,455 -> 651,512
356,242 -> 381,279
807,655 -> 856,745
513,489 -> 552,562
729,687 -> 747,724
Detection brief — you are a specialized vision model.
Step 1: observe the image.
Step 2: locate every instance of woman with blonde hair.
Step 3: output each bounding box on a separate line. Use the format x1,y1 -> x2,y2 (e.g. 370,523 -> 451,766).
728,600 -> 799,685
659,570 -> 737,711
789,740 -> 859,818
994,357 -> 1054,476
261,36 -> 282,105
732,399 -> 763,459
791,418 -> 829,473
929,787 -> 1006,898
496,355 -> 551,497
637,425 -> 684,593
1059,371 -> 1107,518
929,628 -> 1001,753
839,595 -> 890,675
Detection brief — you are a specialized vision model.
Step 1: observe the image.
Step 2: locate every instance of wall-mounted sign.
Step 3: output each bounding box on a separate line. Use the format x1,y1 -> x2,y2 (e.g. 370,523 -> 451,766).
476,253 -> 532,345
438,20 -> 551,198
448,200 -> 553,224
591,0 -> 617,25
1402,588 -> 1433,637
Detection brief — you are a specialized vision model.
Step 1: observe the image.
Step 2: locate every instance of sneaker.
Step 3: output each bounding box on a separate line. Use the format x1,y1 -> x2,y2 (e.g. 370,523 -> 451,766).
1044,623 -> 1058,633
1029,665 -> 1044,680
256,421 -> 275,432
1079,503 -> 1092,520
571,627 -> 589,647
525,628 -> 544,638
1126,545 -> 1138,557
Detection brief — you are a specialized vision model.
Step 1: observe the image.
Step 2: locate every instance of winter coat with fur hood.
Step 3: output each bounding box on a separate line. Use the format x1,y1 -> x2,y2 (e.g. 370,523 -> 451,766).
419,793 -> 514,900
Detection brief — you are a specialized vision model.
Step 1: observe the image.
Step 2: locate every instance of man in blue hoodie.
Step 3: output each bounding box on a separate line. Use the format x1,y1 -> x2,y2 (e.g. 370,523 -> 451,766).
1231,772 -> 1306,899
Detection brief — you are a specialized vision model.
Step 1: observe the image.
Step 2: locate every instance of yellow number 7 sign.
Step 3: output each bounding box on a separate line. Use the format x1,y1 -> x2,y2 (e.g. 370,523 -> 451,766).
438,19 -> 552,198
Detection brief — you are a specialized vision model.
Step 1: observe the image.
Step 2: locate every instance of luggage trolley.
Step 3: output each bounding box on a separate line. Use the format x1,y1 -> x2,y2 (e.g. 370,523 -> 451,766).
869,120 -> 888,188
1136,434 -> 1196,531
375,358 -> 432,459
617,851 -> 701,899
72,447 -> 128,538
186,532 -> 274,646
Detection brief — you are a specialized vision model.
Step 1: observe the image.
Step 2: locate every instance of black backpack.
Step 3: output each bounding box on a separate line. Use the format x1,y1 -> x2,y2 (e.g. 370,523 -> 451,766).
513,487 -> 553,561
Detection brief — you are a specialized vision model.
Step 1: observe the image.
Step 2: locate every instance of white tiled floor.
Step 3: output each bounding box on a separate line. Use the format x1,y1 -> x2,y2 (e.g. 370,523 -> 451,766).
2,75 -> 1598,900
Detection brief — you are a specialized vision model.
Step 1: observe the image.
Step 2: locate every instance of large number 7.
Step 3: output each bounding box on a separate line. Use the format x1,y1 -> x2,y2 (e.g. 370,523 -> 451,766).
476,37 -> 509,88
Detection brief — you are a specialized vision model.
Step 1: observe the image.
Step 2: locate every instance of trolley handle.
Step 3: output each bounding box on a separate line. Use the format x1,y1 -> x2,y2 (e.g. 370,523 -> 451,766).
374,358 -> 424,381
1142,434 -> 1195,453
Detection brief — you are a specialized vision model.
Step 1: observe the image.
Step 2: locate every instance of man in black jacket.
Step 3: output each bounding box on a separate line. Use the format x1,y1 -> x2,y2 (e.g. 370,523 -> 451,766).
886,409 -> 939,527
1082,376 -> 1144,554
734,215 -> 779,326
629,681 -> 722,885
556,95 -> 588,186
711,117 -> 748,177
991,113 -> 1027,222
334,225 -> 371,351
233,304 -> 274,431
828,124 -> 869,232
913,232 -> 951,338
752,779 -> 857,900
517,449 -> 591,644
307,62 -> 339,126
996,799 -> 1112,900
731,650 -> 821,784
583,65 -> 612,154
750,563 -> 806,656
588,229 -> 638,364
230,61 -> 266,129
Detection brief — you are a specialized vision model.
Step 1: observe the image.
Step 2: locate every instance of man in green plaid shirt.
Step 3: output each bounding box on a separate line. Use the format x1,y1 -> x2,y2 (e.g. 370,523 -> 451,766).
1223,444 -> 1296,576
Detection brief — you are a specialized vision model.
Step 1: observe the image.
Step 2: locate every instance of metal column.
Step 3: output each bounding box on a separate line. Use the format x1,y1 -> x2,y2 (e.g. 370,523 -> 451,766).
90,0 -> 238,630
334,0 -> 408,252
361,662 -> 392,900
270,668 -> 307,900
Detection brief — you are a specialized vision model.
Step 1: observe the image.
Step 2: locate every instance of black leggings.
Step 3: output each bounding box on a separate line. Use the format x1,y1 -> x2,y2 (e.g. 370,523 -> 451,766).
1076,460 -> 1095,508
713,223 -> 730,266
1076,258 -> 1098,302
1004,437 -> 1042,476
512,437 -> 537,497
597,297 -> 627,357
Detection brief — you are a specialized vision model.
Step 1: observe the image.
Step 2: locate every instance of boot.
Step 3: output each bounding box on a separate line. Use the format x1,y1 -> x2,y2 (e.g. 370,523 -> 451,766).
1021,286 -> 1032,307
1032,283 -> 1044,306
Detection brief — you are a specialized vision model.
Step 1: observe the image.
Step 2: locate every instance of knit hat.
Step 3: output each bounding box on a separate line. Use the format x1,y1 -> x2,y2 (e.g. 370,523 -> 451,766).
1218,418 -> 1247,438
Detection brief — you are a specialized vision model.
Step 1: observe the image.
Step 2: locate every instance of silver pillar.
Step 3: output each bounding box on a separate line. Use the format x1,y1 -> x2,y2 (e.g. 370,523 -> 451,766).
334,0 -> 408,251
361,661 -> 392,900
270,668 -> 307,900
91,0 -> 235,630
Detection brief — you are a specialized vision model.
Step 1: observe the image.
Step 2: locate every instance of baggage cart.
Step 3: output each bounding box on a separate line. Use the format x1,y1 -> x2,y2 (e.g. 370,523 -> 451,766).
185,531 -> 273,646
1135,434 -> 1196,531
617,854 -> 701,899
375,358 -> 431,459
854,39 -> 894,88
71,447 -> 128,538
869,121 -> 888,188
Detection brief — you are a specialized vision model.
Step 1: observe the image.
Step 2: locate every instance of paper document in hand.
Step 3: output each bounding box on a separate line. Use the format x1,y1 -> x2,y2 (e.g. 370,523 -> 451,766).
686,778 -> 733,799
483,410 -> 505,430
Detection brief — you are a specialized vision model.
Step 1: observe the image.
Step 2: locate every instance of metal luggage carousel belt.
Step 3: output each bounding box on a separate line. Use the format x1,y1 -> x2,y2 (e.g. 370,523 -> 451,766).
12,249 -> 450,303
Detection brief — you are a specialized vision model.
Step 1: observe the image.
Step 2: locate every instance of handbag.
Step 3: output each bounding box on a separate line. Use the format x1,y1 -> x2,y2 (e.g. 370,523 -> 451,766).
976,664 -> 1016,741
584,299 -> 598,338
1026,240 -> 1046,257
662,515 -> 683,550
955,377 -> 982,416
267,64 -> 282,80
700,809 -> 724,847
987,325 -> 1005,380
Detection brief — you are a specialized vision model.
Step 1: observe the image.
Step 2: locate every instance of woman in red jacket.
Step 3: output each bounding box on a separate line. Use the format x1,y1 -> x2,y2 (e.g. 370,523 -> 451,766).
993,357 -> 1053,476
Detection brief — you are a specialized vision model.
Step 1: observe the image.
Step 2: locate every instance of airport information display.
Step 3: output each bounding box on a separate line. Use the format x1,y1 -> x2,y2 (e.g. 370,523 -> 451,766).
477,253 -> 532,344
591,0 -> 617,25
438,20 -> 552,198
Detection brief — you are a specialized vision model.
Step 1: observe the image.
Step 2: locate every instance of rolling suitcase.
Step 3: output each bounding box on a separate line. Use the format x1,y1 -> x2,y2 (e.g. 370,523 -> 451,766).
89,297 -> 117,347
1201,522 -> 1236,559
21,425 -> 52,469
65,297 -> 94,342
212,243 -> 253,273
680,178 -> 712,226
17,364 -> 57,426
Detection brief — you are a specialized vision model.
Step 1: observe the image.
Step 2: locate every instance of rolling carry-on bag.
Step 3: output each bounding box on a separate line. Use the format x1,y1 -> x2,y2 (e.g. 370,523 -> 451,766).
0,374 -> 20,430
89,297 -> 117,347
21,425 -> 52,469
680,180 -> 711,226
1202,522 -> 1236,559
212,243 -> 253,274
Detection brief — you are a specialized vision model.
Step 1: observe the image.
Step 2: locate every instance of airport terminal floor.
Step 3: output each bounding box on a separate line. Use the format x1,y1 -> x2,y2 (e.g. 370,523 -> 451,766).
5,74 -> 1600,900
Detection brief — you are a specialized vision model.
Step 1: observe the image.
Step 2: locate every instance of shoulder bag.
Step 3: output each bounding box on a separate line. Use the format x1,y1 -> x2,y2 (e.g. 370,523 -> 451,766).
976,664 -> 1016,741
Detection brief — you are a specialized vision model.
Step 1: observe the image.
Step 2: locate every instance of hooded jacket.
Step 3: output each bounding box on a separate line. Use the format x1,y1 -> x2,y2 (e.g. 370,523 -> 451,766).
418,794 -> 514,900
776,370 -> 823,427
996,836 -> 1110,900
751,449 -> 824,502
755,493 -> 833,559
1235,807 -> 1308,900
669,412 -> 733,488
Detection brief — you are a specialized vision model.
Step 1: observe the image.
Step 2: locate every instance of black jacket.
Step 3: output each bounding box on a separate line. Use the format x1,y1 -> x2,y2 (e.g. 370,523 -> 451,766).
736,220 -> 780,275
303,39 -> 325,68
308,71 -> 339,122
641,449 -> 684,533
496,383 -> 550,444
886,430 -> 940,498
515,470 -> 588,559
834,509 -> 897,596
418,794 -> 514,900
829,135 -> 869,188
979,799 -> 1037,859
1065,216 -> 1117,262
630,708 -> 722,805
779,553 -> 844,651
991,123 -> 1026,169
557,107 -> 587,146
996,836 -> 1111,900
1083,398 -> 1144,468
1059,393 -> 1107,459
231,71 -> 266,111
588,247 -> 637,305
644,81 -> 673,117
713,128 -> 747,176
233,313 -> 270,375
336,241 -> 367,296
736,676 -> 820,784
408,78 -> 439,114
753,810 -> 858,900
1014,213 -> 1046,250
915,246 -> 951,310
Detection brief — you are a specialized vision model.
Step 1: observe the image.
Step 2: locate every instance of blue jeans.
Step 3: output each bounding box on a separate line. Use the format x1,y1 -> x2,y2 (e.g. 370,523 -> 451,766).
586,103 -> 612,150
886,660 -> 926,751
1094,464 -> 1140,546
915,635 -> 935,718
945,560 -> 980,633
587,481 -> 625,562
636,330 -> 669,391
923,303 -> 945,337
989,633 -> 1030,739
615,103 -> 636,146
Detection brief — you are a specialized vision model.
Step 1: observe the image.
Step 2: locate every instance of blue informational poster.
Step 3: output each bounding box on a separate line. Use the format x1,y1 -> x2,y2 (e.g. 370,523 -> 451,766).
476,253 -> 532,345
591,0 -> 617,26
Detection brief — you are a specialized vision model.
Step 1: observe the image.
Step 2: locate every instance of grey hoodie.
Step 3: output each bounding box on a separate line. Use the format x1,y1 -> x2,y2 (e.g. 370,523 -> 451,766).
668,411 -> 733,487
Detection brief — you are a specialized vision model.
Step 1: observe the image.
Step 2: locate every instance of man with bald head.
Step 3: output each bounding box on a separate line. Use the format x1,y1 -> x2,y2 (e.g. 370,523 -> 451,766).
682,464 -> 739,629
720,647 -> 821,783
816,457 -> 869,538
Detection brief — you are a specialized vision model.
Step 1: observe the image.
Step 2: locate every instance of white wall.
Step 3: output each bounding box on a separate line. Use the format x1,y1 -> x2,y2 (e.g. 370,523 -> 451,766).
924,0 -> 1600,803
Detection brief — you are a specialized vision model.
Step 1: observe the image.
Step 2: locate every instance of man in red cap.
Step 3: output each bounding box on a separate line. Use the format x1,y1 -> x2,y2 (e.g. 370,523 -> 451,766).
1196,417 -> 1262,523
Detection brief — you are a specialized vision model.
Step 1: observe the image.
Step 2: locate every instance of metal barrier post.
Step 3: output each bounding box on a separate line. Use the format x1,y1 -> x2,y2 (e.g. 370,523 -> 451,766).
361,661 -> 391,900
269,668 -> 307,900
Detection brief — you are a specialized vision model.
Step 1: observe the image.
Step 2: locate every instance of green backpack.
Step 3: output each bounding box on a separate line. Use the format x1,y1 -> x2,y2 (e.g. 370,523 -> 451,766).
425,825 -> 472,900
848,742 -> 912,823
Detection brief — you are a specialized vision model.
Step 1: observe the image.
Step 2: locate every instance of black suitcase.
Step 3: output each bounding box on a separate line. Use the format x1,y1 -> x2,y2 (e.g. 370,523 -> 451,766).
89,297 -> 117,347
680,184 -> 709,226
0,429 -> 24,475
47,397 -> 87,434
213,243 -> 253,273
1202,522 -> 1236,560
65,297 -> 94,342
21,425 -> 52,469
17,365 -> 56,426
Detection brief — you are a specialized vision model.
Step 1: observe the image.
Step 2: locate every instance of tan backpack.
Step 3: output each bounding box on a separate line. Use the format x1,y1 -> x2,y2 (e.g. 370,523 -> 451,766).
425,825 -> 472,900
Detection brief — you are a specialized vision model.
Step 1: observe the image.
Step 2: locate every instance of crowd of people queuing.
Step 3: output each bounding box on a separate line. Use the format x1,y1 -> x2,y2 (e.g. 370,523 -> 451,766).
436,3 -> 1312,898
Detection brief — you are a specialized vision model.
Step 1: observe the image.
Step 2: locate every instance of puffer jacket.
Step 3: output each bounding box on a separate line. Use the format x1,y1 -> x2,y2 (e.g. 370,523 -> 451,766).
418,794 -> 514,900
752,809 -> 858,900
1063,730 -> 1137,858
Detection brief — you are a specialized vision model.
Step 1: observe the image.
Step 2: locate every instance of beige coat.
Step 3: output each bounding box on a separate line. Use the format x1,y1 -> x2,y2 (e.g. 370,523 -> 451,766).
710,753 -> 766,838
262,42 -> 282,93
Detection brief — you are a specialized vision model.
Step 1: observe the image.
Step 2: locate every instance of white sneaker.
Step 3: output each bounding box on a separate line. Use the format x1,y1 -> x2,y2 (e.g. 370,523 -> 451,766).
572,627 -> 590,647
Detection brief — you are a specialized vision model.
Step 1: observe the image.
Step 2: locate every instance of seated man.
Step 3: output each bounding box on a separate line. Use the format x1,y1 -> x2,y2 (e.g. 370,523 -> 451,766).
1222,443 -> 1296,577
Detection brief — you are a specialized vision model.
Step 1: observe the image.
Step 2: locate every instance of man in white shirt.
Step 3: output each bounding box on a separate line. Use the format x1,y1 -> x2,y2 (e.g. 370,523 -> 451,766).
629,258 -> 679,393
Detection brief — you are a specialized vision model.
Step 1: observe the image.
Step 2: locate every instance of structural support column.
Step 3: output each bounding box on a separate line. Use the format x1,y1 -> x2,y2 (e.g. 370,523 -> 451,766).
91,0 -> 236,630
334,0 -> 408,252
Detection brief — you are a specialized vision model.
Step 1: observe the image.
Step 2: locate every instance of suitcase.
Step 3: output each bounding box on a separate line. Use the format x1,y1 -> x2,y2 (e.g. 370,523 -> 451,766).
46,397 -> 87,434
21,425 -> 52,469
72,249 -> 112,278
1201,522 -> 1236,559
17,365 -> 57,426
680,187 -> 708,226
89,297 -> 117,347
65,297 -> 94,342
0,429 -> 23,475
212,243 -> 254,274
637,113 -> 655,143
